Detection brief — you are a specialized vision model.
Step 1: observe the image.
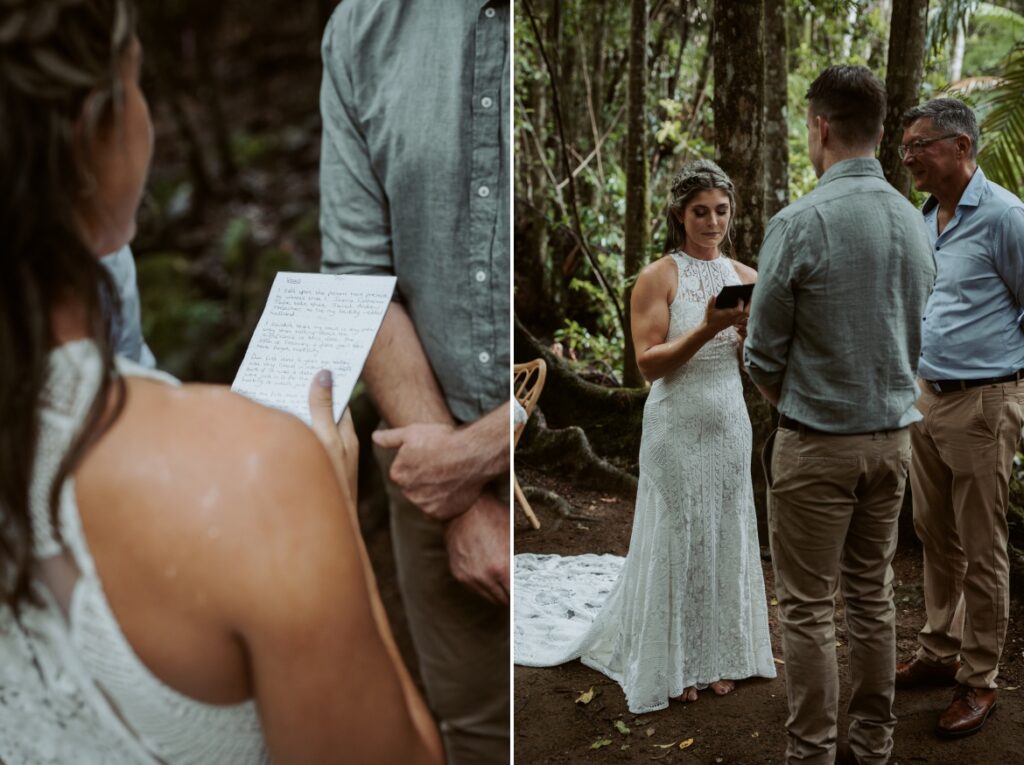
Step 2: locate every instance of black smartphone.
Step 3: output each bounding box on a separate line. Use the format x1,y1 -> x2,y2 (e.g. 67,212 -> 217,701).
714,283 -> 754,309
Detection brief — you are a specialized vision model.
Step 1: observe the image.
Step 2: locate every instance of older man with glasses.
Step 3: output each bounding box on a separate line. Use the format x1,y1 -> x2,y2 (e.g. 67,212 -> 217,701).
895,97 -> 1024,738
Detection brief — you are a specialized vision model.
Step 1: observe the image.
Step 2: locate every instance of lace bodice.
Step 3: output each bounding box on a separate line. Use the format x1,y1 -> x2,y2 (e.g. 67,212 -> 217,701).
0,341 -> 269,764
661,250 -> 741,367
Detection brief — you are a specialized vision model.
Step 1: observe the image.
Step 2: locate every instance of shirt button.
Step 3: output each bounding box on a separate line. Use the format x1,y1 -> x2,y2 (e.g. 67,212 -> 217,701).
484,7 -> 496,17
475,270 -> 487,283
478,351 -> 491,364
481,96 -> 493,108
478,185 -> 490,197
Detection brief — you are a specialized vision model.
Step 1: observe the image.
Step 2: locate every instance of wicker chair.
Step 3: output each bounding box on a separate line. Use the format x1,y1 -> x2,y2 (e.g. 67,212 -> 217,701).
513,359 -> 547,529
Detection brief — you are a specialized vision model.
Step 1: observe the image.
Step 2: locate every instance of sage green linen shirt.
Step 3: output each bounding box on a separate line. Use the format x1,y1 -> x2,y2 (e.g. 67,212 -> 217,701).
744,158 -> 936,433
319,0 -> 510,423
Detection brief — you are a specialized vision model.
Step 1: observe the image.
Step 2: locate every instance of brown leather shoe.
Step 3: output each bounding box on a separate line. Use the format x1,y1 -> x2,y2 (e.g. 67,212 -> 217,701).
936,685 -> 997,738
895,656 -> 960,688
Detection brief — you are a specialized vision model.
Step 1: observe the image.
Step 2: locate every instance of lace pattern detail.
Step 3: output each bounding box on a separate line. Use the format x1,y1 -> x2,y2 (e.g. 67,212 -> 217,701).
0,341 -> 270,764
514,252 -> 777,714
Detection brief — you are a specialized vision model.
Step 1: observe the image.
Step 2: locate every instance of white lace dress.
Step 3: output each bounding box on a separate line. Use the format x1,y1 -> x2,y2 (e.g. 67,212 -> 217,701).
515,251 -> 777,714
0,341 -> 269,764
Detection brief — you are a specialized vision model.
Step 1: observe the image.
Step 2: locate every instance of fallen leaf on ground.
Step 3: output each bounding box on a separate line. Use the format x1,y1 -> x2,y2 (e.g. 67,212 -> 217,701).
591,738 -> 612,750
679,738 -> 694,749
614,720 -> 630,735
774,657 -> 785,665
621,744 -> 630,751
1006,686 -> 1019,691
654,742 -> 677,749
751,731 -> 759,738
575,687 -> 595,704
645,727 -> 656,737
770,597 -> 778,605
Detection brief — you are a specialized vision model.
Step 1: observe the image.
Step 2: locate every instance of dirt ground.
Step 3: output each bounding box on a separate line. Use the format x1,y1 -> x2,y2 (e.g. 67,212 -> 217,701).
514,467 -> 1024,765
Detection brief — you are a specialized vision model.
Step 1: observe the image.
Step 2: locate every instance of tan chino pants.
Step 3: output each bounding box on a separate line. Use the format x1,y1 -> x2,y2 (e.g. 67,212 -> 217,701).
768,426 -> 911,765
375,441 -> 510,765
910,379 -> 1024,689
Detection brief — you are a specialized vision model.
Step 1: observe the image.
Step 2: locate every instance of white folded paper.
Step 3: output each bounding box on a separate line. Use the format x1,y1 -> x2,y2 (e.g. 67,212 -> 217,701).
231,272 -> 396,425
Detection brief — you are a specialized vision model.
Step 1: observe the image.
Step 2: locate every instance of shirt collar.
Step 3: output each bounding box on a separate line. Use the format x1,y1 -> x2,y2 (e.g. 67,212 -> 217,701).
922,165 -> 986,217
816,157 -> 886,187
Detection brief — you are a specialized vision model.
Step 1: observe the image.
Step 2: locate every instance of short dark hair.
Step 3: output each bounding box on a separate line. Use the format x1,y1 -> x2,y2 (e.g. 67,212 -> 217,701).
901,98 -> 979,158
806,65 -> 887,148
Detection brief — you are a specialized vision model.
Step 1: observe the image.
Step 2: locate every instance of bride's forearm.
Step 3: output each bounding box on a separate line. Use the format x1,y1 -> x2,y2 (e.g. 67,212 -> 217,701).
637,323 -> 717,382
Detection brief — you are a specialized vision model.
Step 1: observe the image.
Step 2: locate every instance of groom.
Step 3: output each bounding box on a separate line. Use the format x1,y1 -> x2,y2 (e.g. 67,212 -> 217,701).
745,65 -> 935,765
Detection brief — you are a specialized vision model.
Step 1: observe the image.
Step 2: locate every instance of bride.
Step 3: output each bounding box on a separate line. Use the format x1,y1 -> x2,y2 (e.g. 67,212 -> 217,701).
515,159 -> 776,713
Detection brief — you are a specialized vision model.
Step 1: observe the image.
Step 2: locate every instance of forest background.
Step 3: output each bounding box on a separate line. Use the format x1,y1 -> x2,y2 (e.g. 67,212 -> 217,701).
128,0 -> 423,676
513,0 -> 1024,557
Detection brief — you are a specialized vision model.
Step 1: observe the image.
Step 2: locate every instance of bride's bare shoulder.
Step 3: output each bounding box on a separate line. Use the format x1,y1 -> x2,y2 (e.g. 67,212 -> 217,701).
78,377 -> 341,552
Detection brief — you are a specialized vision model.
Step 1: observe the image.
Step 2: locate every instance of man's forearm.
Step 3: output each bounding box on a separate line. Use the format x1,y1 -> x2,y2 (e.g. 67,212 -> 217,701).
461,401 -> 511,479
363,302 -> 454,427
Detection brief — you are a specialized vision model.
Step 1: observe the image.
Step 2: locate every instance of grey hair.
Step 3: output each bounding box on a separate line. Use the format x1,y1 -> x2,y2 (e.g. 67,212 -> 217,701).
664,159 -> 736,254
902,98 -> 980,159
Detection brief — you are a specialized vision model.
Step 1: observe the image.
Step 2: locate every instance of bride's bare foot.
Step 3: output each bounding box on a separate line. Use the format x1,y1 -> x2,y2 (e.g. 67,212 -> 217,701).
709,679 -> 736,696
673,686 -> 699,703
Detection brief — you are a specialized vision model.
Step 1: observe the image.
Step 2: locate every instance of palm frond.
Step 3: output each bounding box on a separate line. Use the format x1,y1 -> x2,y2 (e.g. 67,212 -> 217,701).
927,0 -> 979,55
976,44 -> 1024,196
972,2 -> 1024,31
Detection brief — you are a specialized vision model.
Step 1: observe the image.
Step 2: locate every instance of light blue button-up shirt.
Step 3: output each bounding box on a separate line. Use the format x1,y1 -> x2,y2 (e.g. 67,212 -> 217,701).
918,166 -> 1024,380
101,245 -> 156,367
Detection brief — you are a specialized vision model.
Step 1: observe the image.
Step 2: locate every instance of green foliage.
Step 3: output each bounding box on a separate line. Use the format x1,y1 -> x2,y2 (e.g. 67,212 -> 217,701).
137,253 -> 226,379
553,318 -> 623,382
231,130 -> 277,166
221,216 -> 251,271
976,44 -> 1024,196
519,0 -> 1024,387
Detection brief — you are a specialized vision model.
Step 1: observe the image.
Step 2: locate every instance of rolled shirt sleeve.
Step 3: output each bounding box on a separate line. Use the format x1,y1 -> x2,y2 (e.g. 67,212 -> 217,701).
319,12 -> 394,278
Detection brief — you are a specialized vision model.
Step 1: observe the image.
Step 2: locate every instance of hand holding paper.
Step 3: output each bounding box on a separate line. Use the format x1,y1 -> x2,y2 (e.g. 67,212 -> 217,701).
231,272 -> 396,425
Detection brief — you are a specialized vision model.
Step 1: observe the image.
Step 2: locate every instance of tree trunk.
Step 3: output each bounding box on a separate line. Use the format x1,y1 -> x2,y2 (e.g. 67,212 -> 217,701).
622,0 -> 650,388
880,0 -> 928,196
517,411 -> 639,496
515,316 -> 647,465
763,0 -> 789,220
714,0 -> 765,266
950,19 -> 966,83
687,21 -> 713,135
666,1 -> 692,99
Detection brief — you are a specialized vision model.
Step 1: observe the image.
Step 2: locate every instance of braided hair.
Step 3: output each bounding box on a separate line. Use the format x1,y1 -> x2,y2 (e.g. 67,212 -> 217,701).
663,159 -> 736,254
0,0 -> 135,610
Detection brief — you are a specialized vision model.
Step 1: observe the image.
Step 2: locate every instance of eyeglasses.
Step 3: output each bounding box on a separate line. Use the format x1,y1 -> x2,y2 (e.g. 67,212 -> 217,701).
897,133 -> 961,159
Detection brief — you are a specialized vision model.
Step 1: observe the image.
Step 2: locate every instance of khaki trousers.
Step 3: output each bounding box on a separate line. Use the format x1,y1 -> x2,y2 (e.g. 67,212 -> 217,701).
768,426 -> 911,765
375,443 -> 510,765
910,380 -> 1024,688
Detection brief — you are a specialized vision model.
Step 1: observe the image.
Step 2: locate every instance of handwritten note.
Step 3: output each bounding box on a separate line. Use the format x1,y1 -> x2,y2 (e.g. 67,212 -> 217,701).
231,272 -> 396,425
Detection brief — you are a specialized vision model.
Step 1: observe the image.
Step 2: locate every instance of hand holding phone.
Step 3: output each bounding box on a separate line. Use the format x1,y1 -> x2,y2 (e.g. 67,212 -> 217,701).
714,283 -> 754,309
